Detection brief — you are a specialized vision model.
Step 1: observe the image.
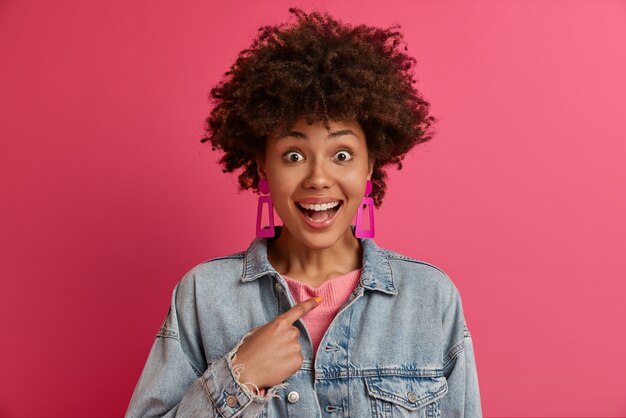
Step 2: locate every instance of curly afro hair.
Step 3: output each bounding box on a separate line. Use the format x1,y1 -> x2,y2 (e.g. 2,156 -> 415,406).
201,7 -> 436,207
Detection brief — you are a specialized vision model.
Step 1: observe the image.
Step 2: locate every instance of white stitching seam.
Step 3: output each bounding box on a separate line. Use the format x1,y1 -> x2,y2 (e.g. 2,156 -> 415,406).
227,330 -> 288,401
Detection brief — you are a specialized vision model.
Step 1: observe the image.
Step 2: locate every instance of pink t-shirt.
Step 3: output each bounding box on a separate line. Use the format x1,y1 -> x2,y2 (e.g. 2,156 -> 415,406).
251,269 -> 362,397
282,268 -> 362,356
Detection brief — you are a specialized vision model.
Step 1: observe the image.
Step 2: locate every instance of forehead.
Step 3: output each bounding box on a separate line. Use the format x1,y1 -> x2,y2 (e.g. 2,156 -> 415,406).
270,117 -> 365,142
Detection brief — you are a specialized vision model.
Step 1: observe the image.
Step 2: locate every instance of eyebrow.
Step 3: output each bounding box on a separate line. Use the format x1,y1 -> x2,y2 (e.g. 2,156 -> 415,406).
279,129 -> 360,140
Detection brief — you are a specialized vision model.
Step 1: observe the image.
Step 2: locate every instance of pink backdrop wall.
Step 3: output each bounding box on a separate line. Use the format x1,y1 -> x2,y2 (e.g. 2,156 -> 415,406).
1,1 -> 625,416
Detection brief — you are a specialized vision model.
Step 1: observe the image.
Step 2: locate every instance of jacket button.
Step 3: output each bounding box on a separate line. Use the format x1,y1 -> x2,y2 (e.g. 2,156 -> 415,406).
287,391 -> 300,403
275,283 -> 284,292
407,391 -> 417,403
226,394 -> 238,407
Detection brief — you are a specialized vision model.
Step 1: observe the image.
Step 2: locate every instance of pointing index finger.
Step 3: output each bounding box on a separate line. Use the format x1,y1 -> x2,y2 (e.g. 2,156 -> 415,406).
280,296 -> 322,324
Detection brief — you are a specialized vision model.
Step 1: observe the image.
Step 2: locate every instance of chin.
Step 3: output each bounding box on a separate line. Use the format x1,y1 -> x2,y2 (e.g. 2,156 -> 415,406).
290,226 -> 354,250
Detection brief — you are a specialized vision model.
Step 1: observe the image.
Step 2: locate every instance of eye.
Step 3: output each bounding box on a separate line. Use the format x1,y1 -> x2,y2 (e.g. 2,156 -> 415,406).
333,150 -> 353,162
283,151 -> 304,163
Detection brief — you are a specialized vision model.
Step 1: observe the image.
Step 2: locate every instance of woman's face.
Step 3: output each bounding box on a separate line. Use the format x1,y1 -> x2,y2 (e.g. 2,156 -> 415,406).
260,117 -> 373,250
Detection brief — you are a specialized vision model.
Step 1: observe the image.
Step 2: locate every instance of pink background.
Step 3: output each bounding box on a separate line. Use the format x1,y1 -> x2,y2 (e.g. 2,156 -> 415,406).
1,1 -> 625,416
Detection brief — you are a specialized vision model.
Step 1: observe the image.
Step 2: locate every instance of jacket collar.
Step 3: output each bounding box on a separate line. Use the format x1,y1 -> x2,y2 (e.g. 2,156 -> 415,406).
241,226 -> 397,295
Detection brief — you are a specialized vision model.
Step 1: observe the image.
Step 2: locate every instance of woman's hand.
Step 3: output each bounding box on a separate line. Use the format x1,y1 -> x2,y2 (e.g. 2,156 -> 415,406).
232,296 -> 321,391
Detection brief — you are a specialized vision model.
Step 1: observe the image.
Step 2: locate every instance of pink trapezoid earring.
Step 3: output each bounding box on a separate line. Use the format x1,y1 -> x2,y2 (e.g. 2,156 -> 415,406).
355,180 -> 375,238
256,179 -> 275,238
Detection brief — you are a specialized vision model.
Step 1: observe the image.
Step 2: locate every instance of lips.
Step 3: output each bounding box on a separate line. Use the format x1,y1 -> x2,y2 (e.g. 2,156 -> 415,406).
295,200 -> 343,227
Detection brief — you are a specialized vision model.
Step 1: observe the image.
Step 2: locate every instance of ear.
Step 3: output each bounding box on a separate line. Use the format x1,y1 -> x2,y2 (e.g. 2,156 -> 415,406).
366,159 -> 374,180
256,156 -> 266,179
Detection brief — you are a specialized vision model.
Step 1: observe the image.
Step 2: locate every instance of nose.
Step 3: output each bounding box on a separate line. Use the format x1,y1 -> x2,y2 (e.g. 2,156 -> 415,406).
302,158 -> 333,190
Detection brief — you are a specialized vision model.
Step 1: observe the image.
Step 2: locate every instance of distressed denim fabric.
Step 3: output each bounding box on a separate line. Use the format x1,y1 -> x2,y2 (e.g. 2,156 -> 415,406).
126,228 -> 482,417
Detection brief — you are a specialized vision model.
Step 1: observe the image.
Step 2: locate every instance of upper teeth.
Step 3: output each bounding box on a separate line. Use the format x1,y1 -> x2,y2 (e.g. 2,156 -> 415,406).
299,202 -> 340,211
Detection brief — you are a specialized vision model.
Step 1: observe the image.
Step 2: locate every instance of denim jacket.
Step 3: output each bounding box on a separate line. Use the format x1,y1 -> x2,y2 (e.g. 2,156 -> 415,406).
126,230 -> 482,417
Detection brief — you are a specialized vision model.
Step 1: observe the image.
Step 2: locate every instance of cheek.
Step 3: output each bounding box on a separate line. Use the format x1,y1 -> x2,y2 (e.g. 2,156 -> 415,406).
267,176 -> 297,205
339,183 -> 366,207
341,167 -> 369,197
264,160 -> 290,193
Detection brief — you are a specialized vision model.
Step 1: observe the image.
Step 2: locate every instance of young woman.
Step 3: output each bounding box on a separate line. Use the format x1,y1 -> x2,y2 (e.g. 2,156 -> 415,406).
127,8 -> 482,417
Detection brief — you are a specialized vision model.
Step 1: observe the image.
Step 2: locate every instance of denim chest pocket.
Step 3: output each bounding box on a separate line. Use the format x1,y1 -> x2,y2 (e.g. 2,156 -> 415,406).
365,374 -> 448,418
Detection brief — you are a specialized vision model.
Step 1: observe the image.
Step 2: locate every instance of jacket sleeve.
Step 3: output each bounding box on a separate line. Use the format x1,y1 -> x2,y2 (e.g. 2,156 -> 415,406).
440,286 -> 483,417
125,281 -> 275,418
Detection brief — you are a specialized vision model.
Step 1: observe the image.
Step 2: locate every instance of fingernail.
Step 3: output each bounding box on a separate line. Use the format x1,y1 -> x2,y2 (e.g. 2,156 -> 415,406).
314,296 -> 323,304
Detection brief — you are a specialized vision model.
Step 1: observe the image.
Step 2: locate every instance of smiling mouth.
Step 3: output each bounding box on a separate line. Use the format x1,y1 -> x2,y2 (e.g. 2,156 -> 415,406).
296,201 -> 343,223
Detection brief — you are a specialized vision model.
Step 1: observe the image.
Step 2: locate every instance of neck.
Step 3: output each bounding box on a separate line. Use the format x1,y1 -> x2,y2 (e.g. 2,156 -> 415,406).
267,227 -> 363,288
